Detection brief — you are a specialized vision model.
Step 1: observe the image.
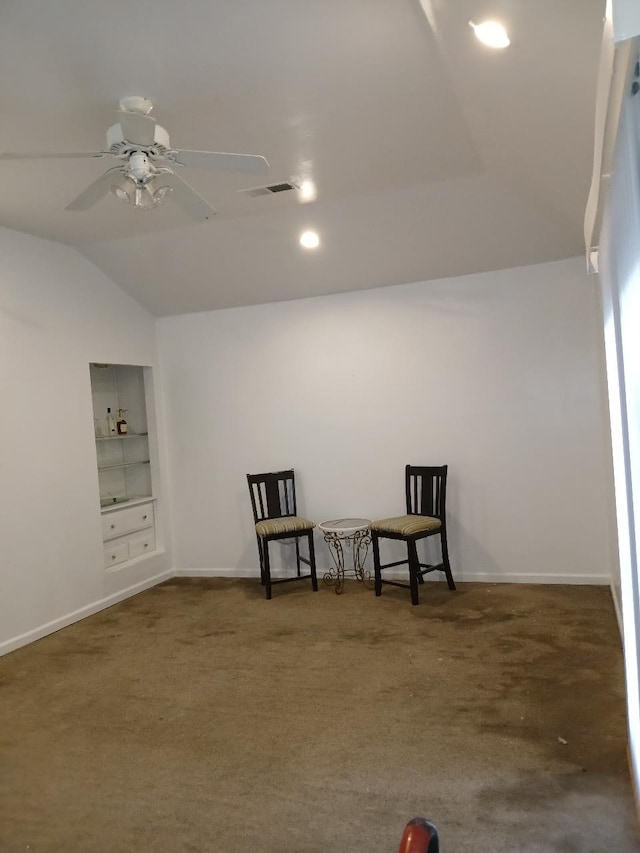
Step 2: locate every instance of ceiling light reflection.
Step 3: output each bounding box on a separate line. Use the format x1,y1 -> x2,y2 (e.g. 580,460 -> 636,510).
469,20 -> 510,49
299,180 -> 317,202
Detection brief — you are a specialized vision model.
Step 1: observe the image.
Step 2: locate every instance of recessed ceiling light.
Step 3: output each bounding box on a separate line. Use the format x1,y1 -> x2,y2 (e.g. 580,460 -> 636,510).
300,230 -> 320,249
469,20 -> 510,49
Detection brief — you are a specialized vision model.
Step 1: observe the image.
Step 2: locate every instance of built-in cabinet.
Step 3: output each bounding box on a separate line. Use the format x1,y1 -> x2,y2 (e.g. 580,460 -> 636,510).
90,363 -> 158,570
102,499 -> 156,569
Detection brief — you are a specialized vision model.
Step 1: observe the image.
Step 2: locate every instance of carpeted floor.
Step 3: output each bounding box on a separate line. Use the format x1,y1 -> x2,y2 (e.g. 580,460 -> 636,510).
0,578 -> 637,852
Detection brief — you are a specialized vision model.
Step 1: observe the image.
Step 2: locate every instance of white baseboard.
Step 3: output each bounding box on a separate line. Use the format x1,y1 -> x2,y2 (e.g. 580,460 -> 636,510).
173,567 -> 257,578
0,569 -> 173,658
452,571 -> 609,585
173,568 -> 610,585
0,567 -> 611,658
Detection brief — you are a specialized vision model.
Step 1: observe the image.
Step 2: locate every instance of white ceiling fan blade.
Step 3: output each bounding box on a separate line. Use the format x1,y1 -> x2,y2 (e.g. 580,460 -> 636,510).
117,110 -> 157,146
0,151 -> 105,161
155,171 -> 217,220
65,170 -> 120,211
170,149 -> 269,175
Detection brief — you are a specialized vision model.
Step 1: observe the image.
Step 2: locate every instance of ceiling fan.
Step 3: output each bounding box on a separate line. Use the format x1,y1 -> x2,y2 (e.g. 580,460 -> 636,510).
0,96 -> 270,220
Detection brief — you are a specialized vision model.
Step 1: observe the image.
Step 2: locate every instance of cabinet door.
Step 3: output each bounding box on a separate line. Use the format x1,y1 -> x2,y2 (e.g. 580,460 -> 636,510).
103,540 -> 130,570
128,529 -> 156,559
102,503 -> 154,541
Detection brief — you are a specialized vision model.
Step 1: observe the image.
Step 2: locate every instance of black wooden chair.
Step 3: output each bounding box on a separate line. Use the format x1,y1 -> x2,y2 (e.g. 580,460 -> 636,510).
398,818 -> 440,853
247,469 -> 318,600
371,465 -> 455,606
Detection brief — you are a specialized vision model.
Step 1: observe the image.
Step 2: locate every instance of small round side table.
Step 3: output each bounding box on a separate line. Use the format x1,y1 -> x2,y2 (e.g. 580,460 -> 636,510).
317,518 -> 373,595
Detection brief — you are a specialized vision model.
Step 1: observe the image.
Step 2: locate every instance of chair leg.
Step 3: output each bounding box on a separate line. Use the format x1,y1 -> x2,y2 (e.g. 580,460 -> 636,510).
308,531 -> 318,592
440,527 -> 456,590
295,538 -> 302,577
256,535 -> 265,585
407,540 -> 420,606
262,538 -> 272,600
372,533 -> 382,596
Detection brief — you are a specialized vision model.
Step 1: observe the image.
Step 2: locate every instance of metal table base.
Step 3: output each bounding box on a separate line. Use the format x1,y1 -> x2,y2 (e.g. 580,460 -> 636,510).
318,518 -> 373,595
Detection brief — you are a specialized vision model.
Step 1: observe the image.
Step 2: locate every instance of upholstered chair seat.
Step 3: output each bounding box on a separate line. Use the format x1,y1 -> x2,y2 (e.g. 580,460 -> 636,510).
255,516 -> 315,538
370,515 -> 441,537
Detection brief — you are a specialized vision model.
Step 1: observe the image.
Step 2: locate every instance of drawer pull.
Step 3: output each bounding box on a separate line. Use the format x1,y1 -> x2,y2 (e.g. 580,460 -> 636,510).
110,523 -> 116,529
144,543 -> 148,548
142,514 -> 148,520
111,554 -> 116,560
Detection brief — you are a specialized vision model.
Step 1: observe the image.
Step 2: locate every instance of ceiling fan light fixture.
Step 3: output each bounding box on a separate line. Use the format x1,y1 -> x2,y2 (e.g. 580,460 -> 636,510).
132,186 -> 156,212
110,174 -> 136,205
110,173 -> 171,211
111,186 -> 129,203
152,185 -> 172,204
469,20 -> 510,49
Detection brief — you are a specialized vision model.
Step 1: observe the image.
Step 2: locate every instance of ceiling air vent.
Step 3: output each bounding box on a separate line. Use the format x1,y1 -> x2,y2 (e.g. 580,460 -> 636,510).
238,181 -> 299,198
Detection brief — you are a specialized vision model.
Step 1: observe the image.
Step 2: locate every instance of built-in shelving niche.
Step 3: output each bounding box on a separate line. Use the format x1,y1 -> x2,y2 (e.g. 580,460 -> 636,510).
90,363 -> 152,507
90,363 -> 158,570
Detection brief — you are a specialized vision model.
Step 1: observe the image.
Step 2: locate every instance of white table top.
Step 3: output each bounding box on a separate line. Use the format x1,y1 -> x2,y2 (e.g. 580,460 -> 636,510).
318,517 -> 371,535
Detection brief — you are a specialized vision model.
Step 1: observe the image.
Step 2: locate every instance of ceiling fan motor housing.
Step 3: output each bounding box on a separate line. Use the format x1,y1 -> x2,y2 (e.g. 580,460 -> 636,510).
106,122 -> 171,159
127,152 -> 154,183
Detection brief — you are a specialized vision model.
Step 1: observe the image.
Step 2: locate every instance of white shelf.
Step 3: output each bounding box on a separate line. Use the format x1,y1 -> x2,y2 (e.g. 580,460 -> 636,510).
98,460 -> 150,472
95,433 -> 148,441
101,495 -> 155,513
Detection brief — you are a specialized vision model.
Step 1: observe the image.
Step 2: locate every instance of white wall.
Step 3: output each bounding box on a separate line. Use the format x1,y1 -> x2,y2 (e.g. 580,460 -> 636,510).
598,87 -> 640,804
613,0 -> 640,40
157,256 -> 614,584
0,227 -> 172,654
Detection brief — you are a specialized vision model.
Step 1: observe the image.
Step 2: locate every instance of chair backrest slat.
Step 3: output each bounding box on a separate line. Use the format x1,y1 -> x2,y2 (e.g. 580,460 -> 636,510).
405,465 -> 447,519
264,479 -> 281,518
247,469 -> 297,523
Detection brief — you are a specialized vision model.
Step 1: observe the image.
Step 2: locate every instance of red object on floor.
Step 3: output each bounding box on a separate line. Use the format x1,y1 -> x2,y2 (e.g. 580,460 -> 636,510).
398,818 -> 439,853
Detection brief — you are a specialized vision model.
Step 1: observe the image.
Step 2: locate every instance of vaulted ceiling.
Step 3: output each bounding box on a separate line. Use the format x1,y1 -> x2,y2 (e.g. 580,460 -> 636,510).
0,0 -> 604,315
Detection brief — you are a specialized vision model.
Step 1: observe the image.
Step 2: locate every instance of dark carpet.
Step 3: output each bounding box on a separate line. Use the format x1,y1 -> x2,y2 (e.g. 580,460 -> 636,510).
0,579 -> 637,852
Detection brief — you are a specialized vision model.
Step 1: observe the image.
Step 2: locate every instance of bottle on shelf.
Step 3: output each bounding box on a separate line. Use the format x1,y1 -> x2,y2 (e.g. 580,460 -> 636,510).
106,407 -> 117,436
116,408 -> 129,435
